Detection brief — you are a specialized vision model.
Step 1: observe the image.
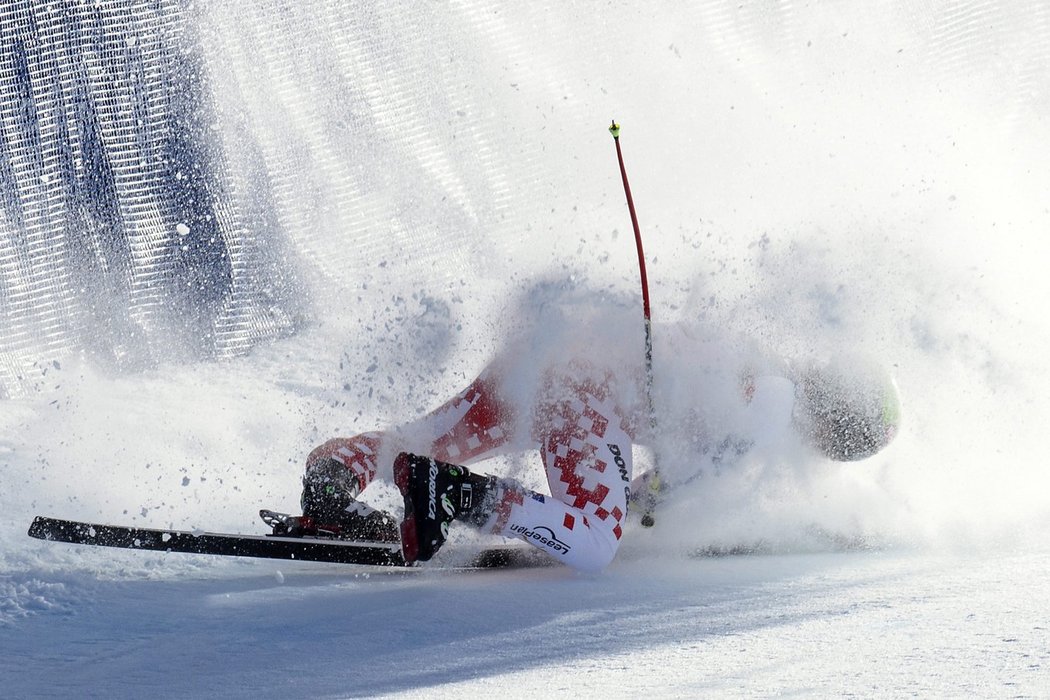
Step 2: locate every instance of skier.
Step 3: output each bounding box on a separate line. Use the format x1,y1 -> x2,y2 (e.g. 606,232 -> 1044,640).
292,330 -> 901,573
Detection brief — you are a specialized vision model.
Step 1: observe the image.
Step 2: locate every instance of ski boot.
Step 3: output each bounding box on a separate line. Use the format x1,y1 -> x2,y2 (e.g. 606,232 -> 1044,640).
267,457 -> 399,542
393,452 -> 496,563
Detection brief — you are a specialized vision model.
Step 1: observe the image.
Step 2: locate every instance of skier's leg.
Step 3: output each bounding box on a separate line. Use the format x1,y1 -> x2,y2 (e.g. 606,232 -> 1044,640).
391,366 -> 635,570
398,369 -> 518,466
485,376 -> 633,572
304,369 -> 516,490
299,368 -> 518,540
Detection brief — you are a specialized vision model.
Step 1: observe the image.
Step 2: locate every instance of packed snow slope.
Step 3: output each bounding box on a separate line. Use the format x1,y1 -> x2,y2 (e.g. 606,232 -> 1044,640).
2,1 -> 1049,697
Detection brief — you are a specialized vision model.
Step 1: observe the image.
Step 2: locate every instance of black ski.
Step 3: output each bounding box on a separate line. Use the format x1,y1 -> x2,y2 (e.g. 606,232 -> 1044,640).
27,515 -> 554,569
28,515 -> 405,566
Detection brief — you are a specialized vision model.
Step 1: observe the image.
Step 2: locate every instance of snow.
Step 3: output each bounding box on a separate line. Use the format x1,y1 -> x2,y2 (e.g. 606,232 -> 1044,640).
2,549 -> 1048,697
3,1 -> 1050,697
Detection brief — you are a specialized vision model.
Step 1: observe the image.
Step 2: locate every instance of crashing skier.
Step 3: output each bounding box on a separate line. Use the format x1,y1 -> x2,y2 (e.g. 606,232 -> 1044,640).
289,320 -> 901,573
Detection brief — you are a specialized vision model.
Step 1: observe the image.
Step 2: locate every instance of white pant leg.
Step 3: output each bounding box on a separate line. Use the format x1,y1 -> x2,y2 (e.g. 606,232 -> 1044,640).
489,388 -> 632,572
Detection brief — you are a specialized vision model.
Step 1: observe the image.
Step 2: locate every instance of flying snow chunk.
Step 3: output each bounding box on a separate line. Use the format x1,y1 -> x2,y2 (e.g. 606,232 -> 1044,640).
176,223 -> 191,236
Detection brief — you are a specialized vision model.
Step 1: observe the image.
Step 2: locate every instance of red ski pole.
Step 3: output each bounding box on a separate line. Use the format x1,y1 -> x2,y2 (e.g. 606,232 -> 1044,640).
609,120 -> 660,527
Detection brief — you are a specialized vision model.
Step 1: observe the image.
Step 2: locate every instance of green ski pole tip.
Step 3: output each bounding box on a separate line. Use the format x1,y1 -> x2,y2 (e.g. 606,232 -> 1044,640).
609,120 -> 621,138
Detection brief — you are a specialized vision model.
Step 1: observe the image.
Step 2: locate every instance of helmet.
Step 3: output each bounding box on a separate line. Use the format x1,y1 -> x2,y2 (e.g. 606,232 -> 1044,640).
792,356 -> 901,461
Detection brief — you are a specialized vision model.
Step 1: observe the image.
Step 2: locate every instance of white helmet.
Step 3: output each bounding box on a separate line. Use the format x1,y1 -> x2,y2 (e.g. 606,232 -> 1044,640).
792,356 -> 901,461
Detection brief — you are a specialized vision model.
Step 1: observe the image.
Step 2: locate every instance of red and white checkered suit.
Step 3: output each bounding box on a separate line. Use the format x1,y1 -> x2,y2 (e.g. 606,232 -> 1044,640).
305,362 -> 635,572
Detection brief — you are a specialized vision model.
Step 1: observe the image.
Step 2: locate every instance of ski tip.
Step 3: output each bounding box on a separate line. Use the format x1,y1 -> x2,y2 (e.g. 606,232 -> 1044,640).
609,120 -> 620,138
27,516 -> 48,540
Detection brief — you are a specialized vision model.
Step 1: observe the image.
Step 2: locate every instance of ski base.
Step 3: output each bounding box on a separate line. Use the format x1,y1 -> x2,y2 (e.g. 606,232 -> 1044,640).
27,515 -> 554,570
